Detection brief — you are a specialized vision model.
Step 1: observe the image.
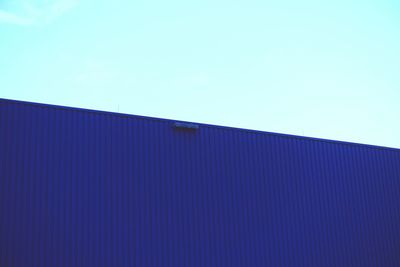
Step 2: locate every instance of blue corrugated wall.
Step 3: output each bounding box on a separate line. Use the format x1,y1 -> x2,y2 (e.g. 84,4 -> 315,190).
1,98 -> 400,266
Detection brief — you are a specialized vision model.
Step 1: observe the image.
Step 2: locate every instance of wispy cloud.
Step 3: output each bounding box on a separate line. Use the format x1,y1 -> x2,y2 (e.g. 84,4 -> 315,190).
0,0 -> 79,26
0,9 -> 33,25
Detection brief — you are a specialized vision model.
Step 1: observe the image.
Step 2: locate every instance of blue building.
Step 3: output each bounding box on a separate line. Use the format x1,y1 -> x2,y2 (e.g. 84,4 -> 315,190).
1,98 -> 400,266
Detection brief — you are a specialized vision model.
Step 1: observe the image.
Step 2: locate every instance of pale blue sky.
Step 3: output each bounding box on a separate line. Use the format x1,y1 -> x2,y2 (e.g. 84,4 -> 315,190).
1,0 -> 399,148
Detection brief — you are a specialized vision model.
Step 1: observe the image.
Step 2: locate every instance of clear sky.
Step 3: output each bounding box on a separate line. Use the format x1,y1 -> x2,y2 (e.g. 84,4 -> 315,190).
1,0 -> 399,148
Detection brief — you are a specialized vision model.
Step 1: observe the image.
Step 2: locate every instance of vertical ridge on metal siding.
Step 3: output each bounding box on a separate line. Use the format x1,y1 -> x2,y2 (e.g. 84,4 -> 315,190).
1,98 -> 400,267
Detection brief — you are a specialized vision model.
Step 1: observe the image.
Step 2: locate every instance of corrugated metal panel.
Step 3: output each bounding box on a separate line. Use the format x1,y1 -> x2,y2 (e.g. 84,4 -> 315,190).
1,98 -> 400,267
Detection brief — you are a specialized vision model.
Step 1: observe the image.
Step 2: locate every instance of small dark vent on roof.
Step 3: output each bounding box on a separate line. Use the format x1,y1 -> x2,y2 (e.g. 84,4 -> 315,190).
173,122 -> 199,130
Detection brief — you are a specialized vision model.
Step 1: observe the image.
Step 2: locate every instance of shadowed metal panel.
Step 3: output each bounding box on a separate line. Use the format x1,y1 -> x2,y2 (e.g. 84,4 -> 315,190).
1,98 -> 400,267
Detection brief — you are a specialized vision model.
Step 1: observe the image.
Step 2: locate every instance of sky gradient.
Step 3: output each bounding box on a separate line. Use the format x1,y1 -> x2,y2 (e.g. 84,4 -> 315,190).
1,0 -> 400,148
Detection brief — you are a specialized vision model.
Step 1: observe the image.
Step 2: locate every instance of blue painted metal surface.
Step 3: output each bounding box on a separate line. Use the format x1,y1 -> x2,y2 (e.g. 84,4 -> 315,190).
1,98 -> 400,266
